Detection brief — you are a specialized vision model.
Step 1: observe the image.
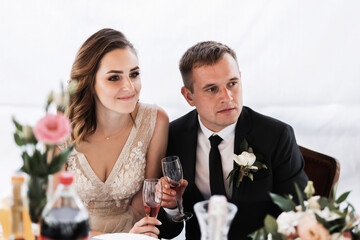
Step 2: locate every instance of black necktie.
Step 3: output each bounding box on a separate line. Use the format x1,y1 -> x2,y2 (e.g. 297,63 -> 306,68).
209,135 -> 226,196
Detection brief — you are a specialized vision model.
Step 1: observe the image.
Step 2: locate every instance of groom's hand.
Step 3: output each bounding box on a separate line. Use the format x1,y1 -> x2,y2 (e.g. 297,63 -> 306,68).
160,177 -> 188,209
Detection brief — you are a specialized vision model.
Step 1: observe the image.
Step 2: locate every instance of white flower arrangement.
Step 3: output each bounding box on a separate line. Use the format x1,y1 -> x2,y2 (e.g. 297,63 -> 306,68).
251,181 -> 360,240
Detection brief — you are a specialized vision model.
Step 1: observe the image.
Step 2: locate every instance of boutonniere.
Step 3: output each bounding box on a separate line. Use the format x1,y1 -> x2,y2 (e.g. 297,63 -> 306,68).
226,138 -> 267,188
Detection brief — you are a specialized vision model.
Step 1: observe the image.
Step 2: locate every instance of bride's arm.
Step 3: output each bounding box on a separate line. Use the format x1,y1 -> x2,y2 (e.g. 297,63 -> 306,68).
129,108 -> 169,238
131,107 -> 169,215
145,107 -> 169,179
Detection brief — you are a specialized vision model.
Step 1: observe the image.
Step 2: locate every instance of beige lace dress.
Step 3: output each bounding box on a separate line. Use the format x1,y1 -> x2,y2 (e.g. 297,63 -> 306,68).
62,103 -> 157,233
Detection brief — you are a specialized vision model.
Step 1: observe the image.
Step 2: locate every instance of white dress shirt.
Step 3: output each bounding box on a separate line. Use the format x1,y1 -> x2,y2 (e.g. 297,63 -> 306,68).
165,117 -> 237,216
196,116 -> 236,200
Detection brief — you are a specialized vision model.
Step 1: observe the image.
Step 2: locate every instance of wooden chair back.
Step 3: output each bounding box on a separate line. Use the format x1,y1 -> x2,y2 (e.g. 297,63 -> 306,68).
299,146 -> 340,198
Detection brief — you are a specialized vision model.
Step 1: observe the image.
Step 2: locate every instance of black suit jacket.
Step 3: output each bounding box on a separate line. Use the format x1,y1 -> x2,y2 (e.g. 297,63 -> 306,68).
158,106 -> 308,240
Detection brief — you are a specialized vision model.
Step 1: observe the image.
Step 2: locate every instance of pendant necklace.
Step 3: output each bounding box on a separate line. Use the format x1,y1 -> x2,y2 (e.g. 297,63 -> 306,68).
103,118 -> 132,141
104,128 -> 124,140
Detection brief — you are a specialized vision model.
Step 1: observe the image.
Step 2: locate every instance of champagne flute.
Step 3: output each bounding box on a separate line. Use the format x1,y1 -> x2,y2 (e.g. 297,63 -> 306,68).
143,179 -> 162,218
161,156 -> 193,222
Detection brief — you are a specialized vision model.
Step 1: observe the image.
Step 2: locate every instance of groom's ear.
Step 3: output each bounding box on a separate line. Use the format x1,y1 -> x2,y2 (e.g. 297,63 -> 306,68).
181,86 -> 195,107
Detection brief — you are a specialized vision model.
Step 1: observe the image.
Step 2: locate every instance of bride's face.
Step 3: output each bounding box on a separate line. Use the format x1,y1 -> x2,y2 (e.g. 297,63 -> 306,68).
94,47 -> 141,114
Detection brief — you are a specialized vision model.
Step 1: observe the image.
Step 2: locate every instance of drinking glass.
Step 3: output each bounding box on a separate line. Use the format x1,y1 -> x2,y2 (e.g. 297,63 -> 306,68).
143,179 -> 162,218
161,156 -> 193,222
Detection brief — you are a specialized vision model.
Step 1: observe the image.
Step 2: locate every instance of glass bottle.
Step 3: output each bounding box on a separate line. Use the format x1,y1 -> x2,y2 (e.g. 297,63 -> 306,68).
10,174 -> 25,240
40,172 -> 90,240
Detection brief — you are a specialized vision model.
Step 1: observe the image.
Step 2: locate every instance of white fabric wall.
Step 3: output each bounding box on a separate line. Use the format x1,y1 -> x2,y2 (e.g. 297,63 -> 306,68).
1,0 -> 359,215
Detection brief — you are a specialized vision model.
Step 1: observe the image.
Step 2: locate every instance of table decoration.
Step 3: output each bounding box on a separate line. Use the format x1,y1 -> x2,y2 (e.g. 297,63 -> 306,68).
251,181 -> 360,240
93,233 -> 157,240
12,82 -> 77,223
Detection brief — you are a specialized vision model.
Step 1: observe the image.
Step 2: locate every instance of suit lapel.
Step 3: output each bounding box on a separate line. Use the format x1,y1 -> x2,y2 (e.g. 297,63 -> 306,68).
231,107 -> 253,203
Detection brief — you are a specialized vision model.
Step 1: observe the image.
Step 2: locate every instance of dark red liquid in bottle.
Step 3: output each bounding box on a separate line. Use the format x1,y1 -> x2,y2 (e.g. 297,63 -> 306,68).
40,208 -> 89,240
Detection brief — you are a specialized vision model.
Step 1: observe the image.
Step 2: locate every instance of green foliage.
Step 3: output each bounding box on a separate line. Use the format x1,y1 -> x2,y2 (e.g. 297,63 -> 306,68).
251,181 -> 360,239
336,191 -> 351,204
294,182 -> 305,211
13,118 -> 73,223
236,171 -> 242,188
27,176 -> 49,223
12,117 -> 22,131
14,132 -> 24,146
253,161 -> 263,170
229,138 -> 268,188
48,145 -> 74,174
45,90 -> 54,112
226,167 -> 237,188
239,138 -> 249,153
249,215 -> 287,240
264,215 -> 278,234
12,82 -> 77,223
318,196 -> 330,209
329,182 -> 338,202
248,172 -> 254,181
270,193 -> 296,212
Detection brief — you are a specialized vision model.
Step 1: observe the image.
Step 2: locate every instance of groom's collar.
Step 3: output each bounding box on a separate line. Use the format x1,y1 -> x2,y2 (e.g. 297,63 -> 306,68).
197,115 -> 236,141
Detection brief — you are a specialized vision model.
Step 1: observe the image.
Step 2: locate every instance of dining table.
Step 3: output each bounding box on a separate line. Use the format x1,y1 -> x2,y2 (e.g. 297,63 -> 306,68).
90,232 -> 158,240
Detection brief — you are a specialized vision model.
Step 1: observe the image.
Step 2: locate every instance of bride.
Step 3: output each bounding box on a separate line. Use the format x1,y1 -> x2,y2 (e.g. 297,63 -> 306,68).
58,28 -> 168,238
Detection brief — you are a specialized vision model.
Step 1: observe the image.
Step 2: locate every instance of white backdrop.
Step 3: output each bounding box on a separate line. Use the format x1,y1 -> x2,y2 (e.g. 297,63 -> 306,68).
1,0 -> 359,217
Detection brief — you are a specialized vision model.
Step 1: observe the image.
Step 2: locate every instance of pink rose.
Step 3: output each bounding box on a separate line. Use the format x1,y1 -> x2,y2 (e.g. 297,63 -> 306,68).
298,214 -> 329,240
34,113 -> 72,144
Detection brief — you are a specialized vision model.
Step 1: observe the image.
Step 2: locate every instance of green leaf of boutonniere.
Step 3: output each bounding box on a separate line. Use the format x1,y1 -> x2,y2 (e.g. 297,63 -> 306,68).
239,138 -> 249,153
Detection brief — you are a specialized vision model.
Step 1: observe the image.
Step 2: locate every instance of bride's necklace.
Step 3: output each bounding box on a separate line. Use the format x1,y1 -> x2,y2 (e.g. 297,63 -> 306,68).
103,127 -> 126,140
101,117 -> 132,141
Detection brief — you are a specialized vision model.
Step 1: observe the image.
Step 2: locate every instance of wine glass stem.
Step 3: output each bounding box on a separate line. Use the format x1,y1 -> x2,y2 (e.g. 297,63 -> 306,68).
176,200 -> 183,214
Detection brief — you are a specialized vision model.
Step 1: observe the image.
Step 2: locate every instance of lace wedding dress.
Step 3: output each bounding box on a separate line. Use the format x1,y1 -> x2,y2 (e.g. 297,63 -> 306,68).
61,103 -> 158,233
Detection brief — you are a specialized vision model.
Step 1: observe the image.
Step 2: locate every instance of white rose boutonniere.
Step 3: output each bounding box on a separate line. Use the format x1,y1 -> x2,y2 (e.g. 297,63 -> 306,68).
226,138 -> 267,188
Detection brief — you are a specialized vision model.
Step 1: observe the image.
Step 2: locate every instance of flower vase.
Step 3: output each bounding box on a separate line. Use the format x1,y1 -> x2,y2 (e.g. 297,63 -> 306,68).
27,175 -> 49,223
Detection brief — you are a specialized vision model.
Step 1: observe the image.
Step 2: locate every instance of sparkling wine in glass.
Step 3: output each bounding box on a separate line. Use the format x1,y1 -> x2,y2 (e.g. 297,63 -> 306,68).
143,179 -> 162,218
161,156 -> 193,222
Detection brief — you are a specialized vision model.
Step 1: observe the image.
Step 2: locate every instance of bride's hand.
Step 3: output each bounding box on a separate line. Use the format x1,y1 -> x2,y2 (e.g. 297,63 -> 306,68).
129,217 -> 162,239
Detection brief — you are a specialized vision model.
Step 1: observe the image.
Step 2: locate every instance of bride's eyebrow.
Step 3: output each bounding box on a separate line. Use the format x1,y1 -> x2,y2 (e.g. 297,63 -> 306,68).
130,66 -> 140,71
106,66 -> 139,74
106,70 -> 123,74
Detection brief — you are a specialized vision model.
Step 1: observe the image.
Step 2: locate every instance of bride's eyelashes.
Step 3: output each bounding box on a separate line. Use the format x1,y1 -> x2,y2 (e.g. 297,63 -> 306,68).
130,71 -> 140,79
107,71 -> 140,82
108,75 -> 120,81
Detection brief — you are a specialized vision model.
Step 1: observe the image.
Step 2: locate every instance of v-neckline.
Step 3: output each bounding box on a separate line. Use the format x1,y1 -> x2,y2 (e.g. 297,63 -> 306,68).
74,104 -> 144,186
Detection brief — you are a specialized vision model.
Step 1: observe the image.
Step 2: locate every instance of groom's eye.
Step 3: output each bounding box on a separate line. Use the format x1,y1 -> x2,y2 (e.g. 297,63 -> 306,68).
207,87 -> 217,92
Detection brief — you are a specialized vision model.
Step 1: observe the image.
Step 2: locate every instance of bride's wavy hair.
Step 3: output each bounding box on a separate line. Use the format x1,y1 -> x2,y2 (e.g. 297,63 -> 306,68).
67,28 -> 136,144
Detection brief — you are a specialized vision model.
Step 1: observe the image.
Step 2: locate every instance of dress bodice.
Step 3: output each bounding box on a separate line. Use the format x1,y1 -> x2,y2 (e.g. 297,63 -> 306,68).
62,103 -> 157,233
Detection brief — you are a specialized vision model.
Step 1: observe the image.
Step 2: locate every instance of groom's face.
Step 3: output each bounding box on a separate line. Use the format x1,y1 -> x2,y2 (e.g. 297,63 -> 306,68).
181,53 -> 243,132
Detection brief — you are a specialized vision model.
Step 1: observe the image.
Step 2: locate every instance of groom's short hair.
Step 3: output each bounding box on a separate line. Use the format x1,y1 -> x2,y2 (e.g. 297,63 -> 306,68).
179,41 -> 238,92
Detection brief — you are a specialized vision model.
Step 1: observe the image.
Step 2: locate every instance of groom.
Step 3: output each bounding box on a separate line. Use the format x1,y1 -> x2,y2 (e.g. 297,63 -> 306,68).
158,41 -> 308,240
